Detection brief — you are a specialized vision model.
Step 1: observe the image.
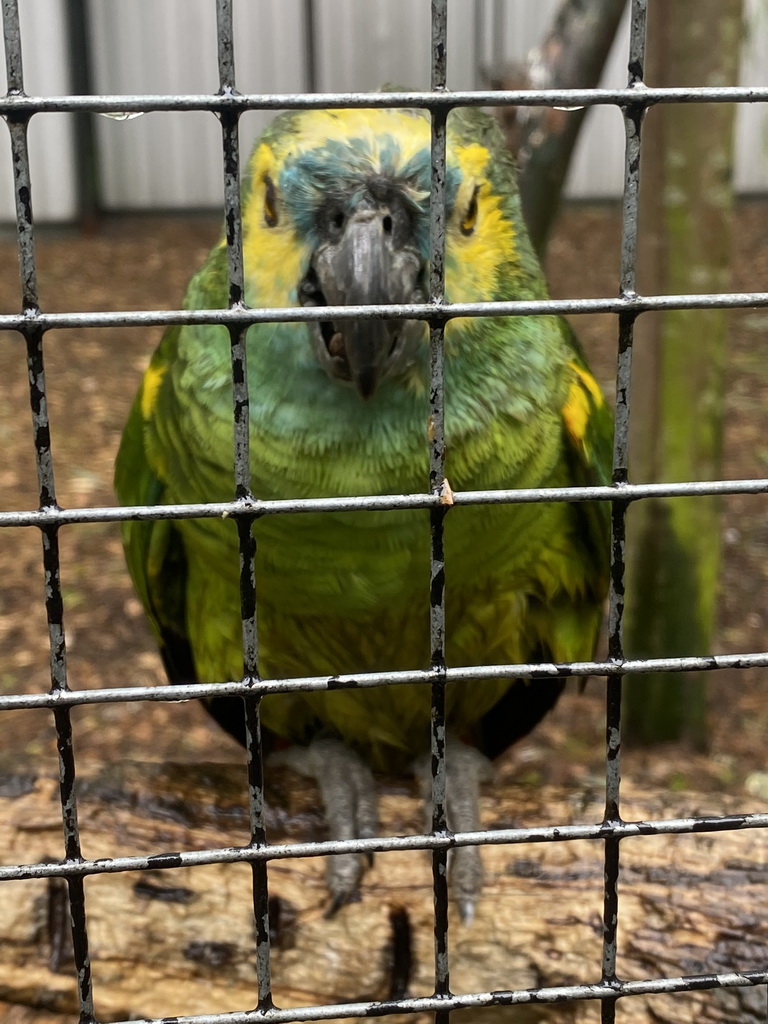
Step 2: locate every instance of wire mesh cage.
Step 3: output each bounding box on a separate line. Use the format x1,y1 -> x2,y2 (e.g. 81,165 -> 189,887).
2,0 -> 768,1022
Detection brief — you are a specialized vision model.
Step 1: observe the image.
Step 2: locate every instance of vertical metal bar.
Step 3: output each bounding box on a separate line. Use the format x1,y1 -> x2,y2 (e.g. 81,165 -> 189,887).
491,0 -> 505,74
3,2 -> 95,1019
7,118 -> 38,312
243,677 -> 272,1008
216,0 -> 237,98
303,0 -> 317,93
3,0 -> 39,317
601,2 -> 648,1021
216,0 -> 255,670
2,0 -> 23,92
216,0 -> 272,1009
50,657 -> 94,1024
215,0 -> 254,642
428,0 -> 450,1013
473,0 -> 484,91
65,0 -> 101,227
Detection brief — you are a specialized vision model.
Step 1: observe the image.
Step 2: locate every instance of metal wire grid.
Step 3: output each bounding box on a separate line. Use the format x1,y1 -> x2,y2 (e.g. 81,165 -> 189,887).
2,0 -> 768,1021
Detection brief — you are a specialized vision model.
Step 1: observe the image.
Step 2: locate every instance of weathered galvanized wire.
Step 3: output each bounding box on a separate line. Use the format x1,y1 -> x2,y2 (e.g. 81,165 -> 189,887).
2,0 -> 767,1021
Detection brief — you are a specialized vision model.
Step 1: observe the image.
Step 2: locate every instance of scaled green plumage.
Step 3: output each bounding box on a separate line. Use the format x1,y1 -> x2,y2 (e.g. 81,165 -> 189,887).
115,105 -> 613,909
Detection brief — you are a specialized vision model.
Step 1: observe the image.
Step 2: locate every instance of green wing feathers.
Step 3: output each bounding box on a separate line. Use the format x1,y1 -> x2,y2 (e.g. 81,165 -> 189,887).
115,326 -> 196,684
560,322 -> 614,584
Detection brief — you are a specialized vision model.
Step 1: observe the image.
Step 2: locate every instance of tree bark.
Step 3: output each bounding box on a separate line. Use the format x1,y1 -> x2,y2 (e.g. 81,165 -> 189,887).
2,760 -> 767,1023
624,1 -> 744,746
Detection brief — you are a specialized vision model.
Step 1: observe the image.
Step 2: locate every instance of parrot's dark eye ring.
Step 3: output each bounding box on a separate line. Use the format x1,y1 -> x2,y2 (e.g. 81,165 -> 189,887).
327,208 -> 346,239
460,184 -> 480,236
264,176 -> 279,228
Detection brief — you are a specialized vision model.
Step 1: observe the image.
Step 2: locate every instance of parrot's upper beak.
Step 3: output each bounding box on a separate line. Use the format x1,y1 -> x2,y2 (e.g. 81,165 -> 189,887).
301,198 -> 425,398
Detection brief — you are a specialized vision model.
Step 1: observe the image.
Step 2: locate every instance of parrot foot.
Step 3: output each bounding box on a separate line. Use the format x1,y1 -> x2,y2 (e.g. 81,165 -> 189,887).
268,737 -> 378,915
414,737 -> 493,924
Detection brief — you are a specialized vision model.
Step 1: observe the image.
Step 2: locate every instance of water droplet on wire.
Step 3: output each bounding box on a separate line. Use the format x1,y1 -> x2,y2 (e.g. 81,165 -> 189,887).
100,111 -> 144,121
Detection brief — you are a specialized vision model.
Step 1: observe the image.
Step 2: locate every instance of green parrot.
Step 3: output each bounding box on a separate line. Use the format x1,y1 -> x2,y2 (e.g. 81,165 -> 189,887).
115,105 -> 612,918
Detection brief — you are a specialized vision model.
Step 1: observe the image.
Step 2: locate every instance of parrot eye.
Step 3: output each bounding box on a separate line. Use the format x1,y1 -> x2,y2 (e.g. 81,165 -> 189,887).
460,184 -> 481,236
328,208 -> 346,238
264,176 -> 279,228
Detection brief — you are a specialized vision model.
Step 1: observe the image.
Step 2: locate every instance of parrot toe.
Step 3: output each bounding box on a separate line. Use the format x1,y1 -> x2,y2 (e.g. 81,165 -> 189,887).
268,737 -> 378,914
415,737 -> 493,920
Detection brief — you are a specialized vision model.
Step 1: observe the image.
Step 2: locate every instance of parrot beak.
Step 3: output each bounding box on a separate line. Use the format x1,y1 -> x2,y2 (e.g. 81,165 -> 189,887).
301,200 -> 425,398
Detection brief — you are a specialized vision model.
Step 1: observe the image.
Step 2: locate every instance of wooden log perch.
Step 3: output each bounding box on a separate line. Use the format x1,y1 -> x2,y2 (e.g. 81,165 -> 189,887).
2,759 -> 768,1024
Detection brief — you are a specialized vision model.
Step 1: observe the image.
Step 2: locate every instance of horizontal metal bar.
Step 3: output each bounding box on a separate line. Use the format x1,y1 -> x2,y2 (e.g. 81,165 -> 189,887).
2,477 -> 768,530
3,808 -> 768,884
2,650 -> 767,715
1,290 -> 768,334
101,969 -> 768,1024
2,85 -> 768,117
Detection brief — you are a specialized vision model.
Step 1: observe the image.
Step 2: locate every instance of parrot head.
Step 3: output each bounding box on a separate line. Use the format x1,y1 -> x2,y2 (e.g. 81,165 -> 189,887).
301,170 -> 426,399
241,106 -> 538,399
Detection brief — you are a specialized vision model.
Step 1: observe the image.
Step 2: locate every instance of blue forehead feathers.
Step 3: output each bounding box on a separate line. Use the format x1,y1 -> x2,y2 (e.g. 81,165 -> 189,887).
278,133 -> 461,257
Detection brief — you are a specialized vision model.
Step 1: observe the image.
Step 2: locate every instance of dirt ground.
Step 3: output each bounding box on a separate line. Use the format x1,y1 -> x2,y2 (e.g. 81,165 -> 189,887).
0,200 -> 767,804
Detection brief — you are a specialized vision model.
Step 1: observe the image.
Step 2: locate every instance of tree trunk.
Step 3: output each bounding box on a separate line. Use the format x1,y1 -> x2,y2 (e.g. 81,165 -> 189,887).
624,1 -> 743,745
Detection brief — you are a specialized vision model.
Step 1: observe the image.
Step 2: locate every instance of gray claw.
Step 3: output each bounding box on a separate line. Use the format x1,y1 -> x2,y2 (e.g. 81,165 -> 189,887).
269,737 -> 378,911
414,736 -> 493,921
457,898 -> 475,927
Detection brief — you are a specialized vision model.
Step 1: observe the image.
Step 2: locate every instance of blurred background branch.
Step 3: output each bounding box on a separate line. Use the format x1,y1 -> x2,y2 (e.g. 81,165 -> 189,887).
486,0 -> 629,255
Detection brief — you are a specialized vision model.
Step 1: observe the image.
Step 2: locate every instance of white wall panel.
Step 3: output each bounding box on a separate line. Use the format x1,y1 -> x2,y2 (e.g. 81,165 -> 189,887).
3,1 -> 768,219
301,0 -> 628,200
314,0 -> 477,91
314,0 -> 432,91
736,0 -> 768,194
90,0 -> 220,210
566,3 -> 631,199
234,0 -> 310,166
0,0 -> 76,222
89,0 -> 307,210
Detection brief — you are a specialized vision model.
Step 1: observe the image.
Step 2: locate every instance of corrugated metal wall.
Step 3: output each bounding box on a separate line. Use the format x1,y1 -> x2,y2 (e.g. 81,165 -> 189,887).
2,0 -> 767,222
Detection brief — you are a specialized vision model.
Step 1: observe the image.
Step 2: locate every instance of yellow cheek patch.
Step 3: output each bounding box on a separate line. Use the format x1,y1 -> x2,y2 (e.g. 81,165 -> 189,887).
445,143 -> 518,303
562,361 -> 604,452
456,142 -> 492,180
140,360 -> 167,421
242,143 -> 308,309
